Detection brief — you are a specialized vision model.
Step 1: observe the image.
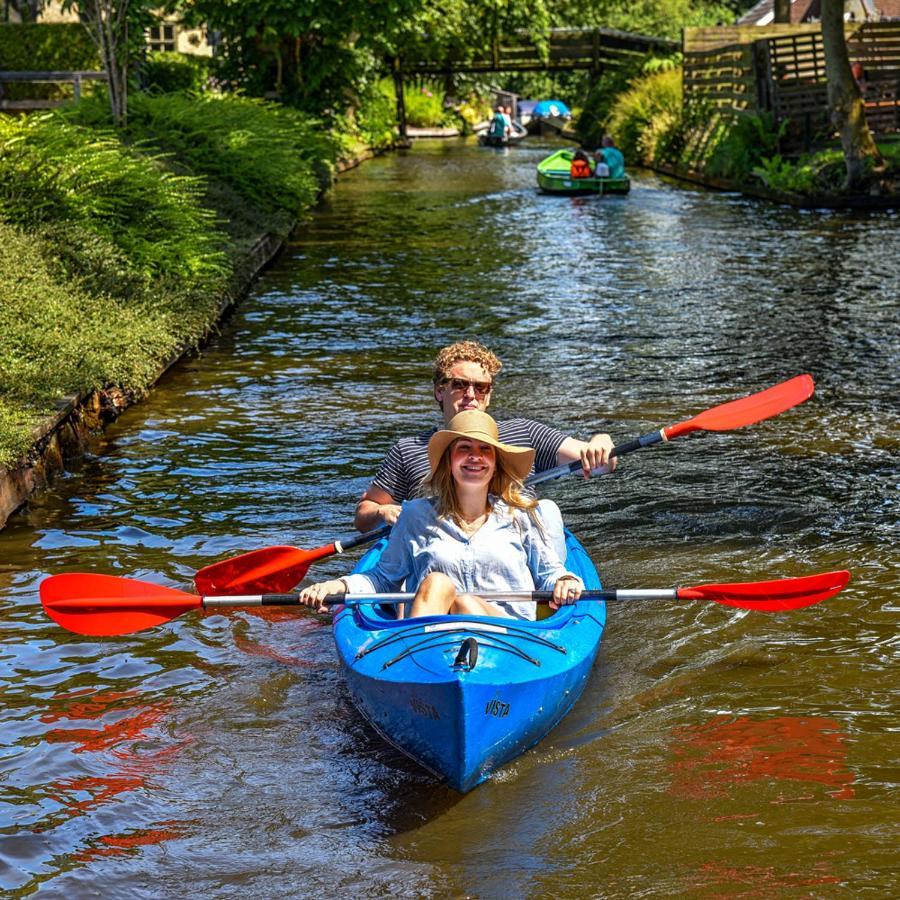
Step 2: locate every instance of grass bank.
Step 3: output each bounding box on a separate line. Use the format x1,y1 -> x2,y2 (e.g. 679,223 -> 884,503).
0,90 -> 393,472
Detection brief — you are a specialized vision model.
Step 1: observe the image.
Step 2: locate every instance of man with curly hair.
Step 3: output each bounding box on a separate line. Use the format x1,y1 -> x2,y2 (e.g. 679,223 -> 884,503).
354,340 -> 615,533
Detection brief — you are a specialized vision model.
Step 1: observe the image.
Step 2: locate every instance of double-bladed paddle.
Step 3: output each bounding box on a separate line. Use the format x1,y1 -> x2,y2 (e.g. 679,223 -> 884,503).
40,570 -> 849,637
194,374 -> 815,595
527,373 -> 815,485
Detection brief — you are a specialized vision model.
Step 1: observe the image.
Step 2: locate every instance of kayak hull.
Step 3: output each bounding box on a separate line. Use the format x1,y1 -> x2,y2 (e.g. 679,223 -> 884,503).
332,530 -> 605,792
536,148 -> 630,195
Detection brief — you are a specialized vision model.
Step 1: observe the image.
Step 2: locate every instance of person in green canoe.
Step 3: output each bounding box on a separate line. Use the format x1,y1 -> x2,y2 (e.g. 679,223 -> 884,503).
353,340 -> 617,534
596,135 -> 625,179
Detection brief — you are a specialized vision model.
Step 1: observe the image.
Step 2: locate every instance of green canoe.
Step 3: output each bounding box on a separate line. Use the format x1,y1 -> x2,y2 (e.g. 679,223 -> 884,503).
536,149 -> 630,196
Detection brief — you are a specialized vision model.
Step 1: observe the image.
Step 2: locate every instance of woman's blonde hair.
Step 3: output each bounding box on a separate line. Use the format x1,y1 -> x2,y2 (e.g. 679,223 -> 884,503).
423,441 -> 538,526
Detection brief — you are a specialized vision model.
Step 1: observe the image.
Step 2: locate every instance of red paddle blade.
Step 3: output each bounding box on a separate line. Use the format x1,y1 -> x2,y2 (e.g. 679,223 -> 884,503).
678,570 -> 850,611
665,374 -> 814,440
194,544 -> 331,595
41,573 -> 200,636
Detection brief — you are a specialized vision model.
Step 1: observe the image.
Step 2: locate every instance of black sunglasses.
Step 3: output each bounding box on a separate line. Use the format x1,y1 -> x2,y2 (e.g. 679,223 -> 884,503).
442,377 -> 493,397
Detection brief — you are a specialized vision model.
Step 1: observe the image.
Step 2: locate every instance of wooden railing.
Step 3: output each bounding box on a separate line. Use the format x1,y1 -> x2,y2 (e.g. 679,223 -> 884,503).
402,27 -> 678,75
0,71 -> 107,111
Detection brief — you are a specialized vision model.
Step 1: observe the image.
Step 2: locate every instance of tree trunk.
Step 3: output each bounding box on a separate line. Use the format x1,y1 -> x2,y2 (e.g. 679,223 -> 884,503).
391,57 -> 408,144
820,0 -> 880,188
773,0 -> 791,24
78,0 -> 130,127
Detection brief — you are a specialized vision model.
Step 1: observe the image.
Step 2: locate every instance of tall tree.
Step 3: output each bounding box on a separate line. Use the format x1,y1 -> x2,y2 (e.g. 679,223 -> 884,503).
819,0 -> 881,187
63,0 -> 135,126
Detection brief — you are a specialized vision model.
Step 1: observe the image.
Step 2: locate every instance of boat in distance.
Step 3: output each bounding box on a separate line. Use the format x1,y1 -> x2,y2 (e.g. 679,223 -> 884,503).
479,121 -> 528,147
331,530 -> 605,792
537,148 -> 630,196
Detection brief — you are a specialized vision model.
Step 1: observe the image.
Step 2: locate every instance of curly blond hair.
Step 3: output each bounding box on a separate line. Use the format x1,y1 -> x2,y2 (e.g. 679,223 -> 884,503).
431,341 -> 502,386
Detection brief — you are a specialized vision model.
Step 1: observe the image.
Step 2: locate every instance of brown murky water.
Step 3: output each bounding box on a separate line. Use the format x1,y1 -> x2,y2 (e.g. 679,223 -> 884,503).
1,138 -> 898,897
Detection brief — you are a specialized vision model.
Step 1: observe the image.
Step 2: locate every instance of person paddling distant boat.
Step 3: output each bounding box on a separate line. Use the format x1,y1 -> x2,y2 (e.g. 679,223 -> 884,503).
597,135 -> 625,180
353,340 -> 616,533
299,411 -> 583,620
488,105 -> 510,140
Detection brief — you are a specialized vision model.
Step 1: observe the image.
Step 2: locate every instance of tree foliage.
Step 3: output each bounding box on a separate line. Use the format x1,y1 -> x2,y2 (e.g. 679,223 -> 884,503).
169,0 -> 731,115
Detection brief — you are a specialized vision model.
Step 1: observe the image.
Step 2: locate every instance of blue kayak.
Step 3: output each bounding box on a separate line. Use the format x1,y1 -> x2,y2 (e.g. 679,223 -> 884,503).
332,530 -> 605,792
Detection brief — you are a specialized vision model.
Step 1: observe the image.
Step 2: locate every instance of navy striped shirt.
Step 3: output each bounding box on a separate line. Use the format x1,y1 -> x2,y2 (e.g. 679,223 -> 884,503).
371,418 -> 567,502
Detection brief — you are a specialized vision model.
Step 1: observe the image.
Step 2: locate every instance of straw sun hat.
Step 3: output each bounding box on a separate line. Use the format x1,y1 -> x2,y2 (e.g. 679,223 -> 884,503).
427,410 -> 535,481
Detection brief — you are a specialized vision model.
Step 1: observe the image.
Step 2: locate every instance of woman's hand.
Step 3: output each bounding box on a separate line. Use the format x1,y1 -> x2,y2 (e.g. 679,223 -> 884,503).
551,575 -> 583,608
297,579 -> 347,613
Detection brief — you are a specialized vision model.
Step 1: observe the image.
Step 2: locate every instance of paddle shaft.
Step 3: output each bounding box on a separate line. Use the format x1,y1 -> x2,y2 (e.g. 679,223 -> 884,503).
527,433 -> 661,486
40,569 -> 849,635
195,589 -> 662,608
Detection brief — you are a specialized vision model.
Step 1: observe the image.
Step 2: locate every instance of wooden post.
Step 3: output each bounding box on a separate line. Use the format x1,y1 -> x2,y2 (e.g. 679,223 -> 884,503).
392,57 -> 409,146
73,72 -> 82,101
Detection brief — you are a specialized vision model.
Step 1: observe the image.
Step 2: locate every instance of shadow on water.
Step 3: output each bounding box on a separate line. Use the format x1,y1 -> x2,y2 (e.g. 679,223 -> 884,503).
1,137 -> 897,896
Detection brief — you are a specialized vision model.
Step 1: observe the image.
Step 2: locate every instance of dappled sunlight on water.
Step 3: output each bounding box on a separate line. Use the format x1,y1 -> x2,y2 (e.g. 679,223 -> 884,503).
1,138 -> 897,895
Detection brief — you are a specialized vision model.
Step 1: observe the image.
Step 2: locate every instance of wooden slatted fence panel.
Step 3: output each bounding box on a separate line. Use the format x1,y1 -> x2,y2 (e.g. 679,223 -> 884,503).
683,43 -> 758,116
683,22 -> 900,145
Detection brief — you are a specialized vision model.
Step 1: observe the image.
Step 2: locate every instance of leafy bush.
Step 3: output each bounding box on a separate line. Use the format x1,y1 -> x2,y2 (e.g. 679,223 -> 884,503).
0,113 -> 227,284
66,92 -> 334,219
0,23 -> 99,102
0,91 -> 352,468
577,55 -> 681,149
456,94 -> 494,130
404,82 -> 451,127
350,79 -> 397,150
701,111 -> 787,181
377,78 -> 453,128
0,23 -> 97,68
606,68 -> 683,165
141,51 -> 211,94
752,155 -> 815,193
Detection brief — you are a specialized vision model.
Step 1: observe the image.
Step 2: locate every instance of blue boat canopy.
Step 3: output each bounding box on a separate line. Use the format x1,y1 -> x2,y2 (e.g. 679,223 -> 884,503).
532,99 -> 571,118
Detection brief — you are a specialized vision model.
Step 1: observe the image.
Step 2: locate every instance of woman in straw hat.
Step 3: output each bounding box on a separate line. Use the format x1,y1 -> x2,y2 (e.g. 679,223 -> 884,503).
298,410 -> 583,620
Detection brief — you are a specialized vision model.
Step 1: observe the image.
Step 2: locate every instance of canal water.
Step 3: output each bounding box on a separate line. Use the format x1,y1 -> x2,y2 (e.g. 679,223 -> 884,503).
1,138 -> 897,897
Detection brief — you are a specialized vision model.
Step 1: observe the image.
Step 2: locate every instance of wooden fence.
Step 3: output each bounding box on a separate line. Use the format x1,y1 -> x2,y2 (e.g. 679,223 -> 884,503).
683,22 -> 900,150
0,71 -> 107,111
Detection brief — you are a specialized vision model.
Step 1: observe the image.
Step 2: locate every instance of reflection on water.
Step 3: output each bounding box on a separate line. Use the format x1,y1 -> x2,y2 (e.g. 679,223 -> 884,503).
0,138 -> 897,895
669,715 -> 855,802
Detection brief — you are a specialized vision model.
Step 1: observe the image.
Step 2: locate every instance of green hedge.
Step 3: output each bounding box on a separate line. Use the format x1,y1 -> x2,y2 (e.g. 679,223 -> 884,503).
67,92 -> 334,221
0,92 -> 353,468
0,113 -> 227,282
0,23 -> 99,102
141,51 -> 211,94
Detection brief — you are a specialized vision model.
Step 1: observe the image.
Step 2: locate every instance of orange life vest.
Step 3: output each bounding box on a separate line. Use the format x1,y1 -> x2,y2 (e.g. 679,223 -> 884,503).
570,158 -> 592,179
